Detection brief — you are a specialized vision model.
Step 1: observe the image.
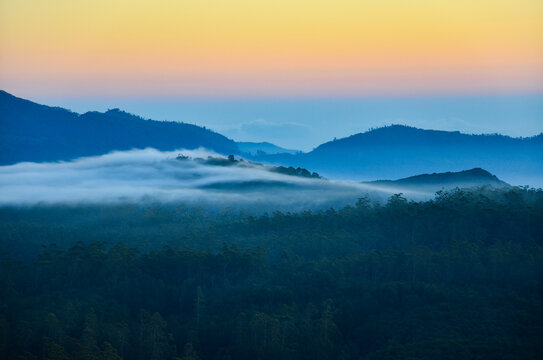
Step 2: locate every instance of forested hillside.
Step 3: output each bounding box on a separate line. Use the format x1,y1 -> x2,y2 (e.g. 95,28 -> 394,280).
252,125 -> 543,184
0,90 -> 238,165
3,91 -> 542,187
367,168 -> 509,193
1,187 -> 542,359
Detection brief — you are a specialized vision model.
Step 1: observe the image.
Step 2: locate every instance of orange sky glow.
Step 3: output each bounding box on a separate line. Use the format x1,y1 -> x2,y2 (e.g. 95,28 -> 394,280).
1,0 -> 542,97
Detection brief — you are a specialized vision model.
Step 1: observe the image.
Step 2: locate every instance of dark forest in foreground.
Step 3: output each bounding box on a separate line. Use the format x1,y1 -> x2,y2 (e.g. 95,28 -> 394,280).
1,187 -> 542,359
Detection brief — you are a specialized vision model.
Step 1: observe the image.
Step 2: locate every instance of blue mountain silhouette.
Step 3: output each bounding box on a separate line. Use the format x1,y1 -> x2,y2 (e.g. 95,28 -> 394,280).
251,125 -> 542,184
0,90 -> 238,164
2,91 -> 541,186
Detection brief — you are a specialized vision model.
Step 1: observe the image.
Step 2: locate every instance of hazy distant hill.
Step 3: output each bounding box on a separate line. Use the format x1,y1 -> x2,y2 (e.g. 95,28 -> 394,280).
237,141 -> 299,155
367,168 -> 510,193
0,90 -> 238,164
252,125 -> 543,186
2,92 -> 542,187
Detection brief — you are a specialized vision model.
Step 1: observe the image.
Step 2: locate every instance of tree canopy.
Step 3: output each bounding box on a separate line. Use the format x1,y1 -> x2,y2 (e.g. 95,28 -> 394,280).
0,187 -> 542,359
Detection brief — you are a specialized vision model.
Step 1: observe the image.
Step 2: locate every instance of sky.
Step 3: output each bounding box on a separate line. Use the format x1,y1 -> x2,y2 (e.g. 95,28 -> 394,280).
1,0 -> 542,97
33,94 -> 543,151
1,1 -> 542,149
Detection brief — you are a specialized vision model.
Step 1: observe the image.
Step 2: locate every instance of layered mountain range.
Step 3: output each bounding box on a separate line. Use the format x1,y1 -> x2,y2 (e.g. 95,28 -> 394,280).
1,90 -> 541,186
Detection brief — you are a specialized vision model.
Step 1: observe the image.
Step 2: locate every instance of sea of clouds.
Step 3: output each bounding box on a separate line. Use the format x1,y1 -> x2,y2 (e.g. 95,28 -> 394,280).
0,148 -> 431,210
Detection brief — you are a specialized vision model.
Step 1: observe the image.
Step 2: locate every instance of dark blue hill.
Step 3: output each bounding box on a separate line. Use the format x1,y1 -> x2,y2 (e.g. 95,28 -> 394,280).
0,90 -> 238,164
367,168 -> 510,193
2,91 -> 541,187
252,125 -> 543,185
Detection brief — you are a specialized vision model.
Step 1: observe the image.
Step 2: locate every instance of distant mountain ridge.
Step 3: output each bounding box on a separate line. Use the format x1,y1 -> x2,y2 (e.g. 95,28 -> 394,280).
1,91 -> 542,186
237,141 -> 299,155
251,125 -> 543,186
372,167 -> 506,185
313,125 -> 542,152
367,168 -> 510,193
0,90 -> 238,165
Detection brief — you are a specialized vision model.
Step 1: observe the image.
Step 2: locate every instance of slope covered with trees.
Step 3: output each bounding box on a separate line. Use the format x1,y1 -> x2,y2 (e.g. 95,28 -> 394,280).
0,90 -> 238,165
3,91 -> 542,187
252,125 -> 543,184
366,167 -> 509,193
0,187 -> 542,359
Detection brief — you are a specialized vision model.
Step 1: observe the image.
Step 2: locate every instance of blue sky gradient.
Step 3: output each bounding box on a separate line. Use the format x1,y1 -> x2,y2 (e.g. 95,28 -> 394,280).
35,94 -> 543,151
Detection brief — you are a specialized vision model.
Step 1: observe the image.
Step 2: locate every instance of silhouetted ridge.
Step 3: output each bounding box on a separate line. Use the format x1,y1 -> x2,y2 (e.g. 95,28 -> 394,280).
2,91 -> 542,187
252,124 -> 542,184
177,153 -> 321,179
0,90 -> 238,164
370,168 -> 509,189
313,124 -> 519,153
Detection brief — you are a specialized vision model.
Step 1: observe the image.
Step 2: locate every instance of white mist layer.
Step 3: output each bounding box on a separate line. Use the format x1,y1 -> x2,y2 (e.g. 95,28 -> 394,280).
0,148 -> 431,208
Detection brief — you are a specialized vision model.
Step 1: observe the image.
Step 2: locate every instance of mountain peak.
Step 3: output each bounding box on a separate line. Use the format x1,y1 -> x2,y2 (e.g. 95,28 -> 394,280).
395,167 -> 505,184
0,91 -> 238,165
369,124 -> 419,132
369,167 -> 509,190
312,124 -> 524,154
105,108 -> 123,114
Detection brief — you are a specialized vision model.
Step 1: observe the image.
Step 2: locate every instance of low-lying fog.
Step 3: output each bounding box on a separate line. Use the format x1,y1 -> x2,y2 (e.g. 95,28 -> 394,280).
0,148 -> 436,210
